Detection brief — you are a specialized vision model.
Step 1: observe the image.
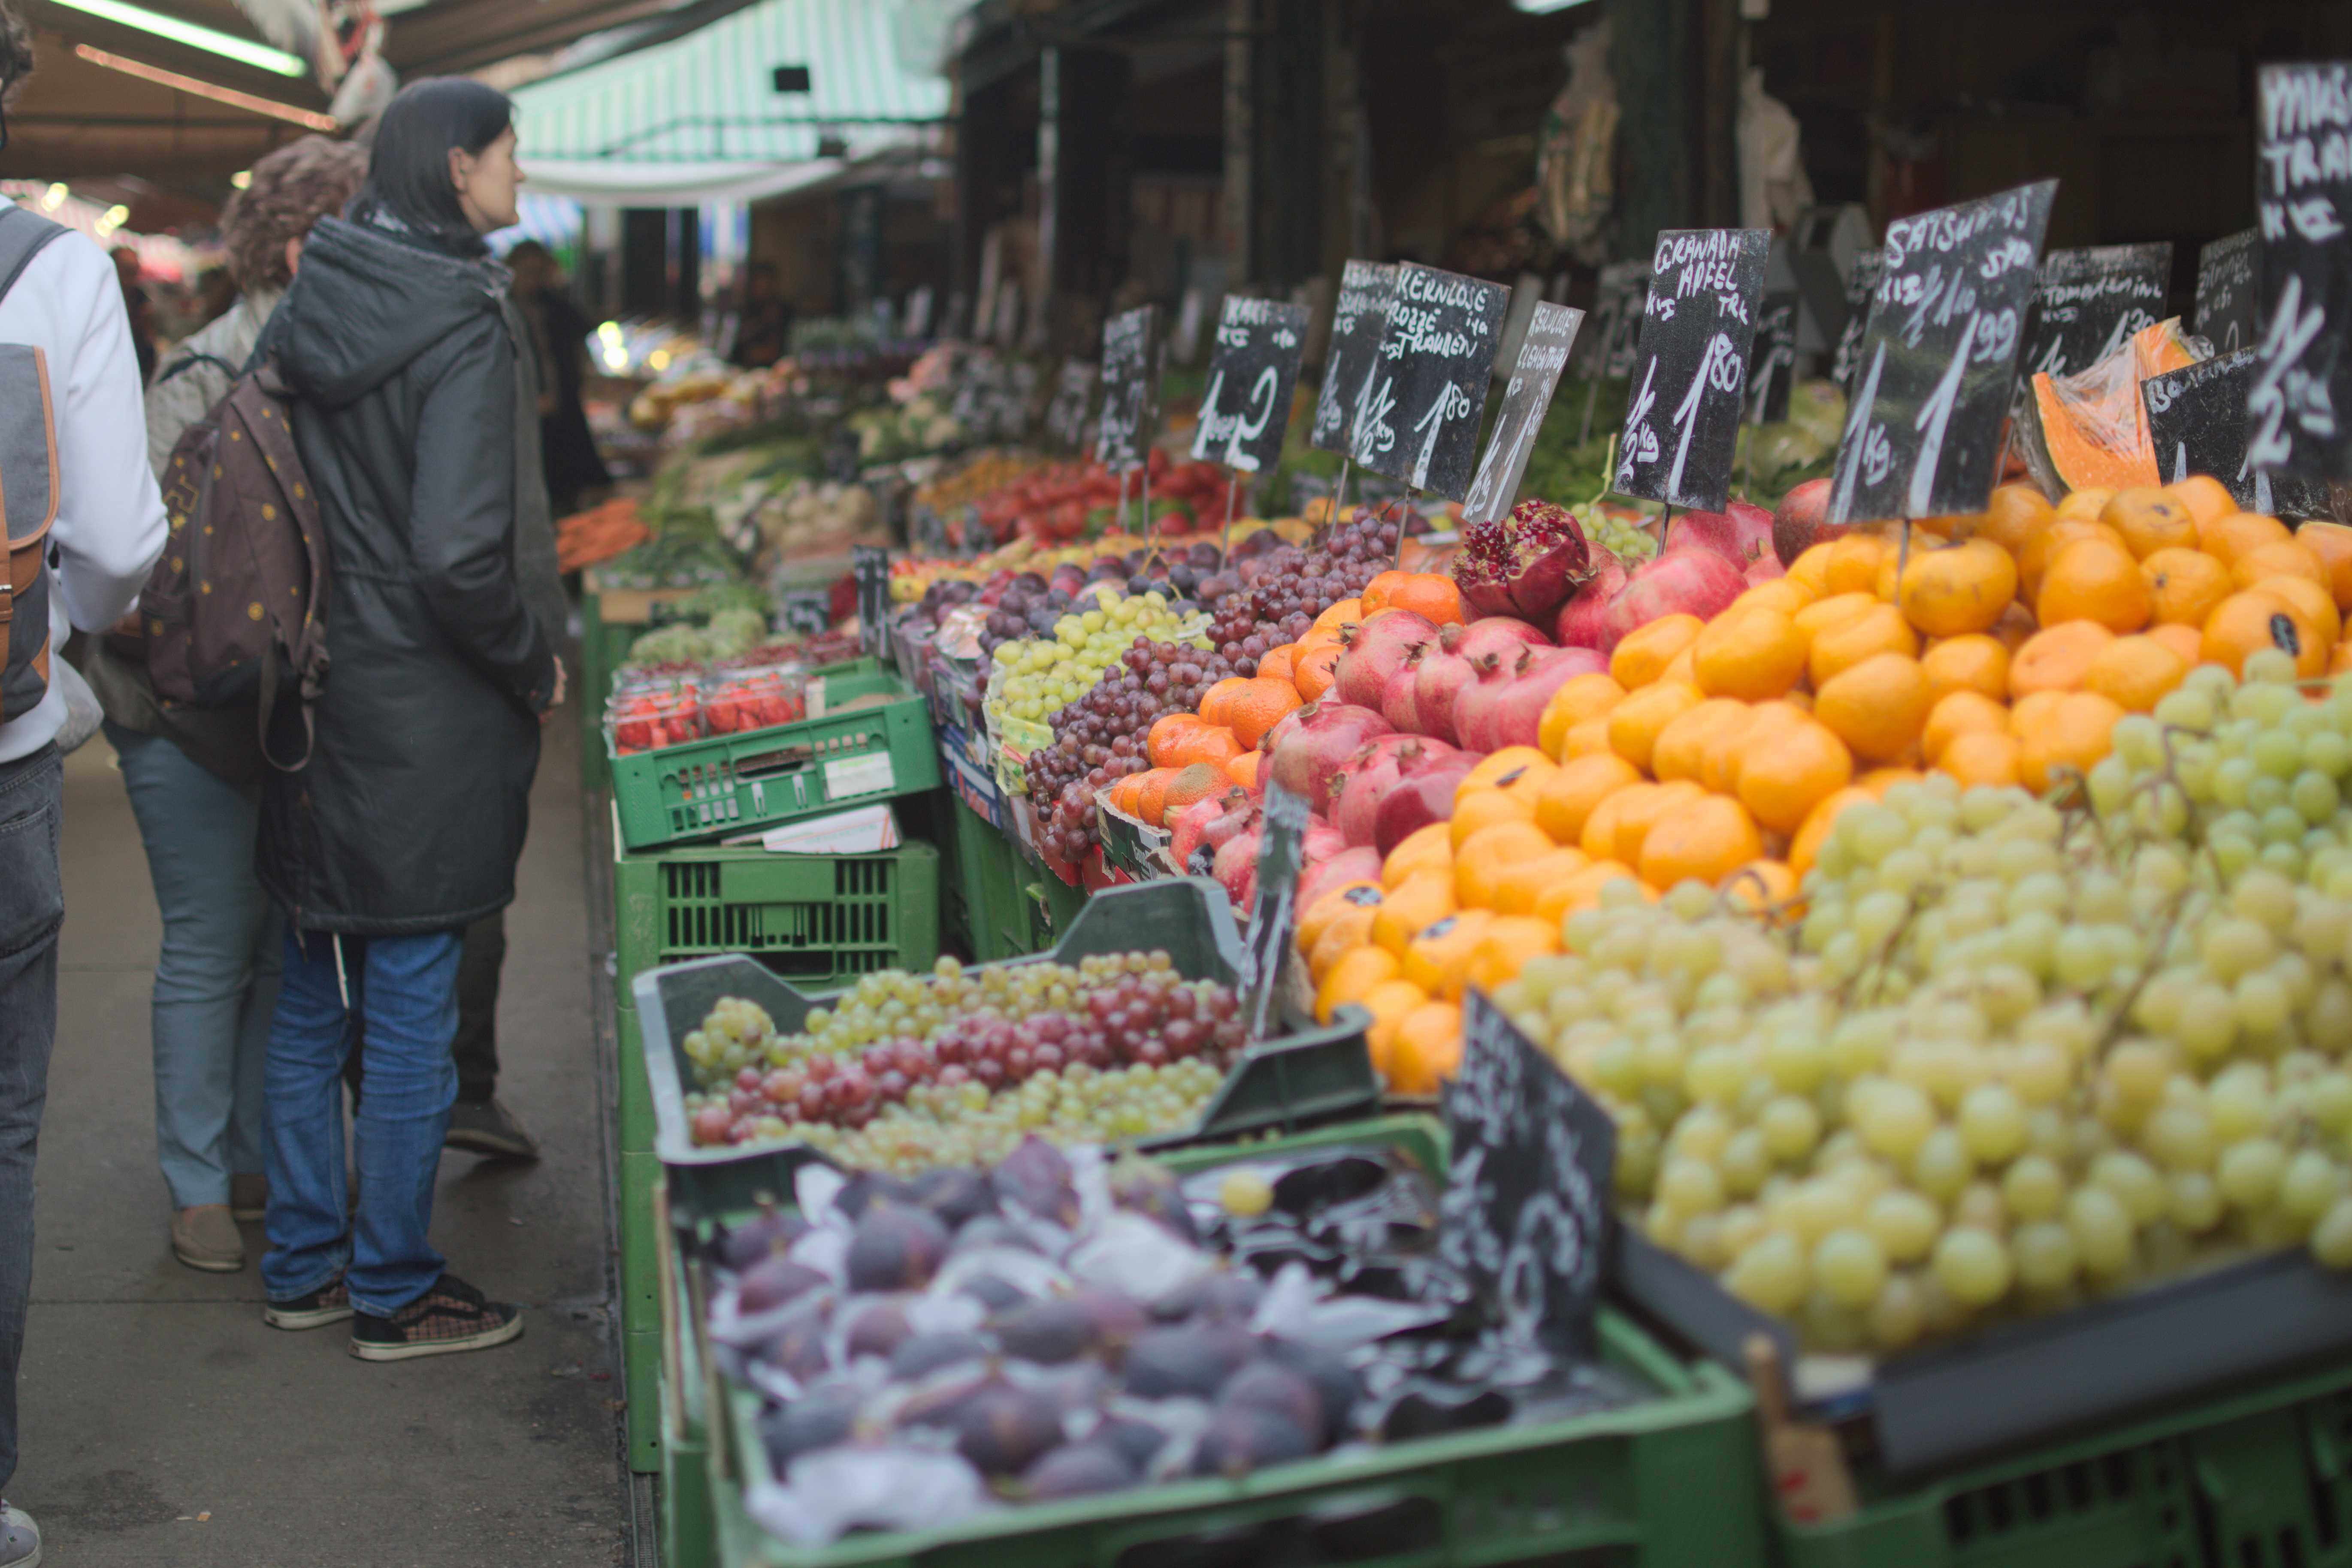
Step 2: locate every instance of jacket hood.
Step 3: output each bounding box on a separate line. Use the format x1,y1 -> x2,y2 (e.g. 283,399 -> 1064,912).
274,215 -> 507,407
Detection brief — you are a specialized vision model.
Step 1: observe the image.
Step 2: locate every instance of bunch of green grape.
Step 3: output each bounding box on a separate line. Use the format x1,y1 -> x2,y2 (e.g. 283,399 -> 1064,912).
1570,502 -> 1660,568
795,1057 -> 1228,1175
989,592 -> 1208,723
1491,653 -> 2352,1355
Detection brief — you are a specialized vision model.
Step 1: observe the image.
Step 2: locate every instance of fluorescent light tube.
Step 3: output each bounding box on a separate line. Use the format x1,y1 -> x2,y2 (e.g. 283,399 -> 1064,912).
51,0 -> 305,77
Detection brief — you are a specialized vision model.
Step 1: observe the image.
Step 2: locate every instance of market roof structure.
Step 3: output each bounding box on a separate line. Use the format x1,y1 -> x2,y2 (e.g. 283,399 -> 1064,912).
510,0 -> 952,204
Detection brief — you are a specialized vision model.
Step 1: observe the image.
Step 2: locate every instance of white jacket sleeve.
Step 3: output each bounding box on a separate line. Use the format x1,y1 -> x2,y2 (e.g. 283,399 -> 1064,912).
48,242 -> 166,632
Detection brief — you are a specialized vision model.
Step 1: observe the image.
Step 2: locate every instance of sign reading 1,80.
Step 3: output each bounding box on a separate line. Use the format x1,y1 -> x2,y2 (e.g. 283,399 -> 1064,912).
1828,180 -> 2056,525
1350,263 -> 1511,501
1614,227 -> 1770,512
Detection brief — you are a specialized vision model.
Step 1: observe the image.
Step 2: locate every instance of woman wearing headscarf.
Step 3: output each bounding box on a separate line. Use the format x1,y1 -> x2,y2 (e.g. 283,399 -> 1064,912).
259,78 -> 564,1360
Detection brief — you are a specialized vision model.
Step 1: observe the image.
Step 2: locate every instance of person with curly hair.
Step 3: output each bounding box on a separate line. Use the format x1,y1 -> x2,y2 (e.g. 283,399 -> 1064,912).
75,133 -> 369,1280
0,1 -> 170,1557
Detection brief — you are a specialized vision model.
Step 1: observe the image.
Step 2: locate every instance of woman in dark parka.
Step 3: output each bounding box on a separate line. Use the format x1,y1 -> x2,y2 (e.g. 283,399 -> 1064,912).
257,78 -> 563,1360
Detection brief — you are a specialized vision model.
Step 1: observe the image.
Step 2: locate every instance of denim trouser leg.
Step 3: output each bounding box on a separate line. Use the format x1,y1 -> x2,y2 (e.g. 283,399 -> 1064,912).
452,909 -> 504,1103
263,928 -> 461,1315
0,745 -> 64,1492
106,722 -> 278,1209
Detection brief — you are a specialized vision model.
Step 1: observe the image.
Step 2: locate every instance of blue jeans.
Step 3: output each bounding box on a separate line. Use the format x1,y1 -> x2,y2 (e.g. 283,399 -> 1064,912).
106,721 -> 276,1210
263,927 -> 461,1316
0,744 -> 63,1490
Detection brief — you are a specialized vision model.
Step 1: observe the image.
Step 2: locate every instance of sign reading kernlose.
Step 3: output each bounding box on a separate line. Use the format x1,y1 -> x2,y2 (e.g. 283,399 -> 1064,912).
1614,227 -> 1770,512
1350,263 -> 1510,500
1829,180 -> 2056,525
2252,62 -> 2352,483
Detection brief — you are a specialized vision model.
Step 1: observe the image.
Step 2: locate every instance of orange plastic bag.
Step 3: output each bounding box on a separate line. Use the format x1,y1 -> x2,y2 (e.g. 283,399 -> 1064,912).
2028,320 -> 2200,494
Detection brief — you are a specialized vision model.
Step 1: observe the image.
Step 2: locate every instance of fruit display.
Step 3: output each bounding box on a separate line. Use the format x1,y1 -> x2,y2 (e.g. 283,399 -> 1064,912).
986,586 -> 1208,724
701,659 -> 808,734
958,448 -> 1241,546
704,1134 -> 1641,1543
680,952 -> 1248,1168
620,605 -> 769,669
1490,654 -> 2352,1353
607,671 -> 702,755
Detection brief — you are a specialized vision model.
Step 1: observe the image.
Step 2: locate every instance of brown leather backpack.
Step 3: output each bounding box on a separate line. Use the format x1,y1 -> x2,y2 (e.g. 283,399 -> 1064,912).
123,356 -> 333,769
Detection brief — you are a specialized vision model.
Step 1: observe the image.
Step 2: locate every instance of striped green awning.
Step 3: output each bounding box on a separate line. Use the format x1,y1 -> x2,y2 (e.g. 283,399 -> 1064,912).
511,0 -> 951,166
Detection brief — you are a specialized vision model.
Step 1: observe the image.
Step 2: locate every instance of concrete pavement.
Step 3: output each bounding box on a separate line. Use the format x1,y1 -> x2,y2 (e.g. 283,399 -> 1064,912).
18,709 -> 627,1566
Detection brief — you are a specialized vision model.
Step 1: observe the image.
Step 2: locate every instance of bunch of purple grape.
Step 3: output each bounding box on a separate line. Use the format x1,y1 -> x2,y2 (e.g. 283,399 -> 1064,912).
1206,515 -> 1402,676
1023,634 -> 1239,863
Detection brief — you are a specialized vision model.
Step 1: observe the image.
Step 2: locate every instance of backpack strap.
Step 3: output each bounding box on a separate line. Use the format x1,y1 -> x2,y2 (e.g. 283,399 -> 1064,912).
156,350 -> 239,387
239,359 -> 331,773
0,206 -> 65,308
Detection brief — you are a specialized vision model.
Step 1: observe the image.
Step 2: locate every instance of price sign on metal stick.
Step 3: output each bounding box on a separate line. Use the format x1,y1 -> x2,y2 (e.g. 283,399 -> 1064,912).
1614,227 -> 1770,512
1829,249 -> 1885,393
1440,992 -> 1616,1357
1828,180 -> 2056,526
2195,229 -> 2260,355
1747,290 -> 1800,426
1239,782 -> 1311,1042
2144,349 -> 2335,518
1095,304 -> 1163,476
2021,242 -> 2172,378
1192,296 -> 1310,474
1311,261 -> 1399,455
2252,62 -> 2352,483
1351,263 -> 1512,501
1462,301 -> 1586,526
1043,358 -> 1098,454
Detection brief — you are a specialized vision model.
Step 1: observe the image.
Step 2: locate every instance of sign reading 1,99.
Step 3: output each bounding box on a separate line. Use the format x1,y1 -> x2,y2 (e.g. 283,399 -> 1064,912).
1828,179 -> 2056,525
1614,227 -> 1769,512
1350,263 -> 1510,501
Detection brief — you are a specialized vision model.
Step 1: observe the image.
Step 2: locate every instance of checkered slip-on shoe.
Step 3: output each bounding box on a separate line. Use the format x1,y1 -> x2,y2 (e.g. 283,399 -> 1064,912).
349,1274 -> 523,1362
263,1274 -> 353,1331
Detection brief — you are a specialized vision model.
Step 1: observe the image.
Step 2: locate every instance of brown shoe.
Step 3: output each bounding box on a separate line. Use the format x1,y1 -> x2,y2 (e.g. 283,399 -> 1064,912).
230,1173 -> 267,1222
172,1205 -> 244,1272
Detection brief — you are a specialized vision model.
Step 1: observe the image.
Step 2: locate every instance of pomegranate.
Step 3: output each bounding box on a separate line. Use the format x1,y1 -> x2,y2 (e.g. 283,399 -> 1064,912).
1333,610 -> 1439,710
1261,701 -> 1394,815
1382,653 -> 1427,734
1602,549 -> 1747,650
1771,476 -> 1843,567
1442,616 -> 1552,663
1334,735 -> 1453,846
1373,752 -> 1480,857
1744,551 -> 1787,585
1302,819 -> 1348,867
1411,638 -> 1479,745
1553,544 -> 1629,651
1212,817 -> 1262,910
1297,847 -> 1383,913
1452,652 -> 1523,754
1486,647 -> 1606,750
1169,787 -> 1248,870
1666,500 -> 1775,567
1451,498 -> 1593,622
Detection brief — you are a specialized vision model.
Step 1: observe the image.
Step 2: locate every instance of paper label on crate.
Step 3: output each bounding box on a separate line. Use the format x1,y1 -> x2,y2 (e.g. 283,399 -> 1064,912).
806,677 -> 828,719
824,751 -> 897,799
1441,993 -> 1617,1358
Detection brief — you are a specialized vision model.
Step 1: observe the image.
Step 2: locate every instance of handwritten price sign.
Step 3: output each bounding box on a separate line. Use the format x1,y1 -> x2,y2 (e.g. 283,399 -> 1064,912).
1614,228 -> 1769,512
2252,62 -> 2352,483
1828,181 -> 2055,525
1350,263 -> 1510,500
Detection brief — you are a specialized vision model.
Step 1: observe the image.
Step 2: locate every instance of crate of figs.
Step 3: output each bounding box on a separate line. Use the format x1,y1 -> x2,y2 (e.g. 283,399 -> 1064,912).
681,1117 -> 1762,1567
634,880 -> 1382,1181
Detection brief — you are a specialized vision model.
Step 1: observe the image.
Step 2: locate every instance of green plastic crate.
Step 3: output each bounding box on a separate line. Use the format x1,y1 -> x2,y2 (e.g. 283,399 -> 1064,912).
626,1324 -> 662,1474
947,795 -> 1037,962
688,1115 -> 1764,1568
621,1148 -> 661,1335
610,664 -> 940,851
1778,1353 -> 2352,1568
660,1172 -> 718,1568
617,1001 -> 654,1155
613,839 -> 942,998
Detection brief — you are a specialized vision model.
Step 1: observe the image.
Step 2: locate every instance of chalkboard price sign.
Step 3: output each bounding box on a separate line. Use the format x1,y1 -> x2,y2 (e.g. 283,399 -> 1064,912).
1828,180 -> 2056,525
2196,229 -> 2260,354
2253,62 -> 2352,483
1240,782 -> 1312,1041
853,544 -> 891,657
1462,301 -> 1586,526
1192,296 -> 1311,474
1351,263 -> 1512,500
1439,991 -> 1617,1356
1309,261 -> 1399,455
1614,227 -> 1771,512
1095,304 -> 1164,476
2022,242 -> 2172,378
1829,249 -> 1885,393
1577,260 -> 1648,380
1747,290 -> 1800,426
1043,358 -> 1097,454
2143,349 -> 2334,518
